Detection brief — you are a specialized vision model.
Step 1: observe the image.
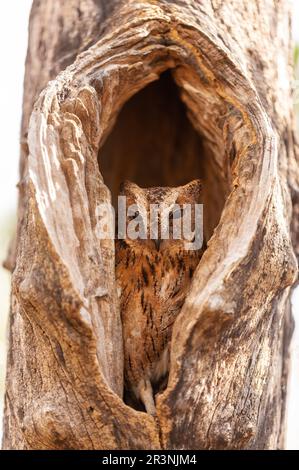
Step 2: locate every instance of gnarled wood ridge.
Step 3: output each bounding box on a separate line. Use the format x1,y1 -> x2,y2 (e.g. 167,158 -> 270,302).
3,0 -> 299,450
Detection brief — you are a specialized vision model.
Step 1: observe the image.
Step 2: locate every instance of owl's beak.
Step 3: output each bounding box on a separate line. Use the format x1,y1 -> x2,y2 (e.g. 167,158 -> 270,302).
154,239 -> 162,251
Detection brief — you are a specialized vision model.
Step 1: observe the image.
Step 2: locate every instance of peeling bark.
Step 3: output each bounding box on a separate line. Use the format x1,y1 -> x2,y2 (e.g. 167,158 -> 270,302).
3,0 -> 299,450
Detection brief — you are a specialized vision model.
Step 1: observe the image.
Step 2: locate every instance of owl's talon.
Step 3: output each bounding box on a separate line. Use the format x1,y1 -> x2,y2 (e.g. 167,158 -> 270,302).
138,378 -> 156,416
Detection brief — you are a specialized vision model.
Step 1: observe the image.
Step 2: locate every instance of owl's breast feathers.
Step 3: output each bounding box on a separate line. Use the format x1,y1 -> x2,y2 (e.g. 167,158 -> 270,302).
116,241 -> 201,389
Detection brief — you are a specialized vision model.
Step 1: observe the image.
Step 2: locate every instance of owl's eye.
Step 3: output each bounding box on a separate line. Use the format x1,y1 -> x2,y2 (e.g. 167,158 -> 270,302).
170,208 -> 182,220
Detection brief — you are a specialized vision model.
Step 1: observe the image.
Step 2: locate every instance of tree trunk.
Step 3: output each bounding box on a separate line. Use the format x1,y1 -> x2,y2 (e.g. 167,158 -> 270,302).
3,0 -> 299,450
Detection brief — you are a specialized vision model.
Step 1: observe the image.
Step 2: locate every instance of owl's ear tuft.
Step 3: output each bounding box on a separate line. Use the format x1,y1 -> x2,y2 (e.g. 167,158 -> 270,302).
182,179 -> 202,200
119,180 -> 141,195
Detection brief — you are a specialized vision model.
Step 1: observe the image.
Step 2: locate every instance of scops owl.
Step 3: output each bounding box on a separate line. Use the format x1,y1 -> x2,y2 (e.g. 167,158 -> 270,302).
115,180 -> 204,415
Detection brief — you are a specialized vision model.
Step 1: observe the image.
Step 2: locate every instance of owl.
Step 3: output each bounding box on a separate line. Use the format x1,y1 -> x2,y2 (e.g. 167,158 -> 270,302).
115,180 -> 204,415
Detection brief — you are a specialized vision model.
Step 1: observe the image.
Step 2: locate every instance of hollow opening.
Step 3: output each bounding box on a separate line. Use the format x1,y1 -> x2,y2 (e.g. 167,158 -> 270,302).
98,69 -> 229,412
99,71 -> 204,194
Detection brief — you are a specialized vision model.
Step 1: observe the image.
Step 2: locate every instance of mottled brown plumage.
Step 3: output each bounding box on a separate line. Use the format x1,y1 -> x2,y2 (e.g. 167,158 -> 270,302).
116,180 -> 204,414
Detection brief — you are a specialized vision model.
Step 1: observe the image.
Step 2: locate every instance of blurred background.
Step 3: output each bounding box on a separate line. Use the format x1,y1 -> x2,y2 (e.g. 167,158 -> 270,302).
0,0 -> 298,448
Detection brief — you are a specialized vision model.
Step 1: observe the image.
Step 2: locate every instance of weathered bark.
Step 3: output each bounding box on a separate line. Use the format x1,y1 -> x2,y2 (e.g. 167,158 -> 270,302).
3,0 -> 299,450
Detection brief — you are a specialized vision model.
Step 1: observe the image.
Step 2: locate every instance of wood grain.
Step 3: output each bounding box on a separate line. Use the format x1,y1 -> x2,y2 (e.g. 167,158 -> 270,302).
3,0 -> 299,449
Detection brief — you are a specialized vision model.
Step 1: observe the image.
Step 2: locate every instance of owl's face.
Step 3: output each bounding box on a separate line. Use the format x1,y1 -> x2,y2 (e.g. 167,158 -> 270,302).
118,180 -> 202,253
